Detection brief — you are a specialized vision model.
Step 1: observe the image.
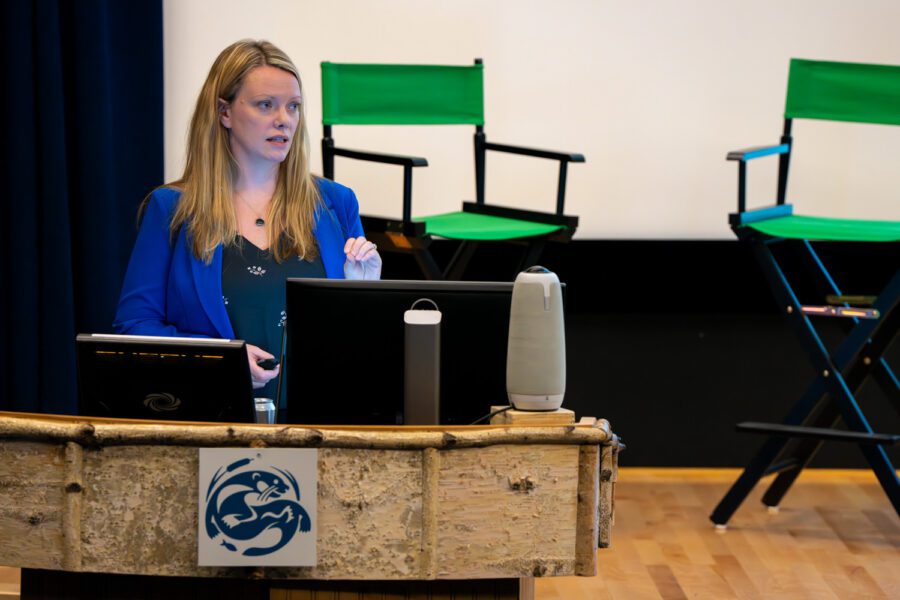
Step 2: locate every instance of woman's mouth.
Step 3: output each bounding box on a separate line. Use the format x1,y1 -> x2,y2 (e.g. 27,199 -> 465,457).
267,136 -> 289,145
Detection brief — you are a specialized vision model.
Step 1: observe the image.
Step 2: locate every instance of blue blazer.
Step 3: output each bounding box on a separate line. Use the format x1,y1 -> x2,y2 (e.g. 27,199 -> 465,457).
113,178 -> 365,338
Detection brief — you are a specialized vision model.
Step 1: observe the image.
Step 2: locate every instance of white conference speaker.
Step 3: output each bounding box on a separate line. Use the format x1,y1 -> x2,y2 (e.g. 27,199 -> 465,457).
506,266 -> 565,411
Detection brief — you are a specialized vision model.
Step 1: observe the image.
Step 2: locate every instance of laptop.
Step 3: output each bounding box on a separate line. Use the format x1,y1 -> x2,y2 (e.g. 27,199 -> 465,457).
76,334 -> 254,423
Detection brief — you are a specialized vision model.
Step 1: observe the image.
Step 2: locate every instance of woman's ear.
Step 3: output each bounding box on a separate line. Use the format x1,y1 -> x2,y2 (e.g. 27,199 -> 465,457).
218,98 -> 231,129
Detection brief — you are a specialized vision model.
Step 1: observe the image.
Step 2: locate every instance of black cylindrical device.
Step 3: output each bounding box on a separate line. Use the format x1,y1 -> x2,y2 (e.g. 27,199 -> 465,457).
404,298 -> 441,424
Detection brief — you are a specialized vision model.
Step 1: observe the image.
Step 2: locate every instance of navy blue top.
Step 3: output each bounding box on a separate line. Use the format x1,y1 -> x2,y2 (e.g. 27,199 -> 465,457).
222,237 -> 326,408
113,178 -> 364,338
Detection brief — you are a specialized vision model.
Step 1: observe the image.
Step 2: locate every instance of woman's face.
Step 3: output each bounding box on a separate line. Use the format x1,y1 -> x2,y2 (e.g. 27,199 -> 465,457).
219,65 -> 302,169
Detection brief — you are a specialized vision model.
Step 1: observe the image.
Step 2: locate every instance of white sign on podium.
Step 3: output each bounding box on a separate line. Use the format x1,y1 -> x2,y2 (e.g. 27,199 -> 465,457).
198,448 -> 317,566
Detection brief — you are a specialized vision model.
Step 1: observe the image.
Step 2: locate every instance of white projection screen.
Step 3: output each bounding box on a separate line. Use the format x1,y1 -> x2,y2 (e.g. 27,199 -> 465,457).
164,0 -> 900,239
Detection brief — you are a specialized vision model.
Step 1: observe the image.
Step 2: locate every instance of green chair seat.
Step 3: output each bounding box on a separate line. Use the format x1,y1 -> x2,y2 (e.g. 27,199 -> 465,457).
419,211 -> 565,241
746,215 -> 900,242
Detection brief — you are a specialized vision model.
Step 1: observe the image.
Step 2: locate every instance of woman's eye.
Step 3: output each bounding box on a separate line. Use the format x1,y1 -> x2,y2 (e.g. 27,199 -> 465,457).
288,102 -> 300,112
258,100 -> 272,110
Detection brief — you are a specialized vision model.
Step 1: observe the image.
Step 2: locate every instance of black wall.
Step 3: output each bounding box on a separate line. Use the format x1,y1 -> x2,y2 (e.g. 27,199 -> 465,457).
381,238 -> 900,468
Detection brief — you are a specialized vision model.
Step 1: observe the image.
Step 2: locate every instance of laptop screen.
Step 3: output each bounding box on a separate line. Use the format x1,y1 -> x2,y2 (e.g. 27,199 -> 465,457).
76,333 -> 254,423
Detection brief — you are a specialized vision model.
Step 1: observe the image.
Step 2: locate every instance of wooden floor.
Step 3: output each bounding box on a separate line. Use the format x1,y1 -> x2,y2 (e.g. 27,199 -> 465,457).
539,468 -> 900,600
0,567 -> 16,599
1,468 -> 897,599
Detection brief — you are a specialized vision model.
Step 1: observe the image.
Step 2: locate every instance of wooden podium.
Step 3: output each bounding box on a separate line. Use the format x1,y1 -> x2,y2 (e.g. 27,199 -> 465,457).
0,411 -> 620,599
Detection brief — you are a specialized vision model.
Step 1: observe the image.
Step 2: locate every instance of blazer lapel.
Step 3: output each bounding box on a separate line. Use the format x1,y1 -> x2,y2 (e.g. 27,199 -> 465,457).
190,244 -> 234,339
314,198 -> 347,279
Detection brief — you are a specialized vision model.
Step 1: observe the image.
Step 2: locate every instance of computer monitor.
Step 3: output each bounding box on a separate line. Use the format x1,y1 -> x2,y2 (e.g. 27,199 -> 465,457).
285,279 -> 517,426
76,333 -> 254,422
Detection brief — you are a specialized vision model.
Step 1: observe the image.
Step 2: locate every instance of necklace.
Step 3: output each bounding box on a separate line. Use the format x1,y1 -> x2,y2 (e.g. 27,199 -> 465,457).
236,194 -> 268,227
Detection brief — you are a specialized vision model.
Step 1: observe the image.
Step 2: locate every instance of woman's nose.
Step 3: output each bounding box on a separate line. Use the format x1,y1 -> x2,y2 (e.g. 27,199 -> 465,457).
274,107 -> 290,128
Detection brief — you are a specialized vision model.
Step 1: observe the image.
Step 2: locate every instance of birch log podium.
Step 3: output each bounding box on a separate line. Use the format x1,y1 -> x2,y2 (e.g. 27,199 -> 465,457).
0,410 -> 620,600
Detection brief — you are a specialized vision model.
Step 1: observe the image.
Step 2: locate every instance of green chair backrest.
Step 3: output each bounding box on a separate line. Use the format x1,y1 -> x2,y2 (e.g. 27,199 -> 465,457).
321,62 -> 484,126
785,58 -> 900,126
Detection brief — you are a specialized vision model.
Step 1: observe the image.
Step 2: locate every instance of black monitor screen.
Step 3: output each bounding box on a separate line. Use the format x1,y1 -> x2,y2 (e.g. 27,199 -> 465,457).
76,334 -> 254,423
285,279 -> 516,426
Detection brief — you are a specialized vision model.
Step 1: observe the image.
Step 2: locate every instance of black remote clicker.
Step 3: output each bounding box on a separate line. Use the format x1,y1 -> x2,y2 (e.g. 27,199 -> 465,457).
256,358 -> 279,370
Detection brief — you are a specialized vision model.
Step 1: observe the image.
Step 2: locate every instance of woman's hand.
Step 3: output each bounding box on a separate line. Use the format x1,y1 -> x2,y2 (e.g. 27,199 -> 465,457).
343,236 -> 382,280
246,344 -> 280,390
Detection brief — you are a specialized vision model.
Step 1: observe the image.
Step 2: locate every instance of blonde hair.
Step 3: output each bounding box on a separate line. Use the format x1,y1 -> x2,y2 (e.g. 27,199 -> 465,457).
167,39 -> 320,263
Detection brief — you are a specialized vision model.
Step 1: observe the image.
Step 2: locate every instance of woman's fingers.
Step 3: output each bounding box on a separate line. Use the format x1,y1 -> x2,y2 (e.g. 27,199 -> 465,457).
344,236 -> 378,261
246,344 -> 278,388
246,343 -> 274,361
343,236 -> 382,280
250,363 -> 280,389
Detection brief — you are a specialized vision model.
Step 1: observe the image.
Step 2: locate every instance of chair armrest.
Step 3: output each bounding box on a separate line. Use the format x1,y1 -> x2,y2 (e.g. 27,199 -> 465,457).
726,144 -> 789,161
483,142 -> 585,215
333,146 -> 428,167
332,147 -> 428,224
728,143 -> 791,214
485,141 -> 585,163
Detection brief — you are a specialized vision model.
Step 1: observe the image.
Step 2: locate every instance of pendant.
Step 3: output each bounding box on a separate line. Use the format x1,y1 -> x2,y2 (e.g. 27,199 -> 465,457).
255,218 -> 265,227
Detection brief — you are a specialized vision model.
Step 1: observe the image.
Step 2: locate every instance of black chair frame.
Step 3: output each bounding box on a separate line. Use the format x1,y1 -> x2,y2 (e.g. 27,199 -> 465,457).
709,116 -> 900,525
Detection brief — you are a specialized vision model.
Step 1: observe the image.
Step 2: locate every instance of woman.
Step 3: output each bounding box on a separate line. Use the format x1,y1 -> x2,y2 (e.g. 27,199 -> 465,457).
114,40 -> 381,397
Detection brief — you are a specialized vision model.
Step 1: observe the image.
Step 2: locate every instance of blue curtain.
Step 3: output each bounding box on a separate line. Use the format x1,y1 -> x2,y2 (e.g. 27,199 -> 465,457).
0,0 -> 163,414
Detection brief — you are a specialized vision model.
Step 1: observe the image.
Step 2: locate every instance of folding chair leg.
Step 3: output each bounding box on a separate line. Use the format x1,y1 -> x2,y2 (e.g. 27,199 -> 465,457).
877,358 -> 900,412
444,240 -> 480,280
763,303 -> 900,506
764,241 -> 900,504
761,402 -> 840,507
412,247 -> 444,280
803,364 -> 900,514
759,243 -> 900,510
710,435 -> 795,525
711,236 -> 900,525
713,358 -> 900,524
710,367 -> 838,525
516,238 -> 547,276
763,357 -> 900,508
853,436 -> 900,514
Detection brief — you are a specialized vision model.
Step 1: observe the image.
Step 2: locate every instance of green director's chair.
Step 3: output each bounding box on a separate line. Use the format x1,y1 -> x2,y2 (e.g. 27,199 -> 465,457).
320,60 -> 584,280
711,59 -> 900,526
